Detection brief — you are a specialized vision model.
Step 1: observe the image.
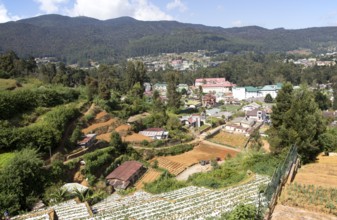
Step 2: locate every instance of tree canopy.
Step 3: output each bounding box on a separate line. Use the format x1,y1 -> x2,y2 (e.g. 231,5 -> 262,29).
269,84 -> 327,163
0,148 -> 44,215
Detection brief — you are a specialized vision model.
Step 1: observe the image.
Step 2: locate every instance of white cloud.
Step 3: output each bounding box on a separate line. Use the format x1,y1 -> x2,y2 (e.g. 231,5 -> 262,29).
232,20 -> 244,27
0,3 -> 19,23
34,0 -> 68,14
166,0 -> 187,12
68,0 -> 172,21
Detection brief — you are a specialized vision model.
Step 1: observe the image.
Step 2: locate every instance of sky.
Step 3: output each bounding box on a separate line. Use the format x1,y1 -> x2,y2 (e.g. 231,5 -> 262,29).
0,0 -> 337,29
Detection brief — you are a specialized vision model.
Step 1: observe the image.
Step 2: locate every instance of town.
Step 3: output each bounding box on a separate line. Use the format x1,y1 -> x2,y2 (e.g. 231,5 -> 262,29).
1,2 -> 337,219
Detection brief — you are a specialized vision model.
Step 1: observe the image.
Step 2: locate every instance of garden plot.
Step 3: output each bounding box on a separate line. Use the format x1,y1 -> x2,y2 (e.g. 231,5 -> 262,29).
208,131 -> 248,149
135,168 -> 162,189
91,175 -> 270,220
153,142 -> 238,176
51,200 -> 92,220
82,118 -> 118,134
277,153 -> 337,216
13,199 -> 92,220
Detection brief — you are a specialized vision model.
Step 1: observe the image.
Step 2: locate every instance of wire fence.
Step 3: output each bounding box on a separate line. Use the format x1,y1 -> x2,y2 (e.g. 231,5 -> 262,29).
264,145 -> 298,206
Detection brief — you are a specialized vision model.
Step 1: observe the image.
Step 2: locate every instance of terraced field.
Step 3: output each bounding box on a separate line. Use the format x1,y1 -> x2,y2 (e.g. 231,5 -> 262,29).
155,158 -> 187,176
275,153 -> 337,218
82,118 -> 118,134
152,142 -> 239,176
135,168 -> 162,189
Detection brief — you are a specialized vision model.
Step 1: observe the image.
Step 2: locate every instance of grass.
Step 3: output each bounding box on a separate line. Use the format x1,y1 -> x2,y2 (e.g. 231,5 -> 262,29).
0,79 -> 19,91
281,183 -> 337,215
199,124 -> 211,132
0,152 -> 16,169
208,131 -> 248,148
222,104 -> 241,113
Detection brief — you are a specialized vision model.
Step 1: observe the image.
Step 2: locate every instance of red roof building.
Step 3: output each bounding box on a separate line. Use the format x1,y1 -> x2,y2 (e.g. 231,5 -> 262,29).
195,78 -> 236,94
106,161 -> 146,190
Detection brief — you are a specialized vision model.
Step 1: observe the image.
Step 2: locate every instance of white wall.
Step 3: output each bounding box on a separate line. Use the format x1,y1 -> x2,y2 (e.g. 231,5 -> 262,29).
232,87 -> 246,100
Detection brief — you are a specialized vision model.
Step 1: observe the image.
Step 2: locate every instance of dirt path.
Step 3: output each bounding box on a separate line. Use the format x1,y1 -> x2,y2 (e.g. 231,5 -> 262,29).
176,163 -> 212,181
176,160 -> 225,181
84,103 -> 95,116
201,140 -> 242,152
272,205 -> 337,220
262,139 -> 270,152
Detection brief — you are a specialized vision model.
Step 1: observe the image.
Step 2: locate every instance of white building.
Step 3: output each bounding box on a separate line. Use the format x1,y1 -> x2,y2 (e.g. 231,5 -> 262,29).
139,128 -> 169,140
233,84 -> 282,100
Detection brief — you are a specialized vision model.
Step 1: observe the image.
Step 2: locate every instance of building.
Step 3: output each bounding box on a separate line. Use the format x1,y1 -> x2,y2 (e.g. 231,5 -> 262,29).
78,134 -> 97,148
139,128 -> 169,140
202,93 -> 216,107
180,114 -> 206,128
195,78 -> 235,94
233,83 -> 282,100
152,83 -> 167,95
206,108 -> 232,120
177,84 -> 189,93
259,84 -> 282,99
246,109 -> 266,122
106,161 -> 146,190
224,117 -> 255,135
241,102 -> 261,112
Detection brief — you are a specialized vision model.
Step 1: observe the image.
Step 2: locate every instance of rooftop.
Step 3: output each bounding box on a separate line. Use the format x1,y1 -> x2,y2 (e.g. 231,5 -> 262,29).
106,161 -> 143,182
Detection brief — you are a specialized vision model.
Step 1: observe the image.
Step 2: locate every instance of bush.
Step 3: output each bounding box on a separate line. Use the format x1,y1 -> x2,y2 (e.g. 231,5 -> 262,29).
144,171 -> 188,194
155,144 -> 193,156
0,87 -> 80,120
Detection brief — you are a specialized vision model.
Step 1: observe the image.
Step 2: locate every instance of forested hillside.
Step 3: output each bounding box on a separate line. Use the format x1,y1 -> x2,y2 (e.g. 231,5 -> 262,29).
1,14 -> 337,64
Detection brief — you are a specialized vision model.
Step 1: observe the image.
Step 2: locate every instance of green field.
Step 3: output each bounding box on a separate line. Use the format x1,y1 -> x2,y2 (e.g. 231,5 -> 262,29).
222,105 -> 241,113
0,79 -> 19,91
0,152 -> 16,169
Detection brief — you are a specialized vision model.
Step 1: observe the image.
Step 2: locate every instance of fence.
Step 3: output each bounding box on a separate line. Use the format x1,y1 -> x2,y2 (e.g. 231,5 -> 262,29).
263,145 -> 299,219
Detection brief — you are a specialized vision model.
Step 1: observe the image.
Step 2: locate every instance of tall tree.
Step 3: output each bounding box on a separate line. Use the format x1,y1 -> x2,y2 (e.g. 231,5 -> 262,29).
270,82 -> 293,129
269,85 -> 326,163
165,71 -> 181,110
110,132 -> 127,154
314,89 -> 331,110
264,94 -> 273,103
124,61 -> 147,91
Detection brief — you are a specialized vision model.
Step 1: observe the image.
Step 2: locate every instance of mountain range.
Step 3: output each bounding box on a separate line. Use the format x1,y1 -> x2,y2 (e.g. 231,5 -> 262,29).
1,14 -> 337,64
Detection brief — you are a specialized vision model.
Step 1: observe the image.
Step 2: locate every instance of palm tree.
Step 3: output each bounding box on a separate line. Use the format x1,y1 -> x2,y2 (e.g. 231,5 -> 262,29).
49,188 -> 70,205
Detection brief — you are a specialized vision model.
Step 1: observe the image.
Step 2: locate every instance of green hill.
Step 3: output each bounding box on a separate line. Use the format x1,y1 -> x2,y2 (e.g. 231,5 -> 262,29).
1,14 -> 337,64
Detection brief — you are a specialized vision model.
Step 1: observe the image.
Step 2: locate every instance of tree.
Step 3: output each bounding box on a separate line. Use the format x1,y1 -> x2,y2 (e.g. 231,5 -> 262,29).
85,76 -> 98,100
124,61 -> 147,92
314,90 -> 331,110
110,132 -> 127,153
264,94 -> 273,103
271,82 -> 293,129
319,128 -> 337,154
0,148 -> 44,214
165,71 -> 181,110
70,125 -> 84,145
269,85 -> 327,163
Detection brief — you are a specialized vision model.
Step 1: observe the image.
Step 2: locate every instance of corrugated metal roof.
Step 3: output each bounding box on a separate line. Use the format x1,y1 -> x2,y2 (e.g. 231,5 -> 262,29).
106,161 -> 143,182
245,86 -> 259,92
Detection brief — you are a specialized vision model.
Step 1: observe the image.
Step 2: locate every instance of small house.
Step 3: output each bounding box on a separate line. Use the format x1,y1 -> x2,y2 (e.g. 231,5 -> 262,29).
139,128 -> 169,140
106,161 -> 146,190
78,134 -> 97,148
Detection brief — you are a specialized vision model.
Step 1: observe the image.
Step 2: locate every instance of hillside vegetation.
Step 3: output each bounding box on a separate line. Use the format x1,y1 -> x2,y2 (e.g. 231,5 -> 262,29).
1,15 -> 337,63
